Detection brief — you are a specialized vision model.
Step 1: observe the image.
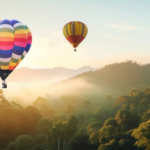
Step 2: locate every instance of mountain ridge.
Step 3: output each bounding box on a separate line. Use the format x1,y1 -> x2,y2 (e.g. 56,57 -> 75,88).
52,61 -> 150,96
7,66 -> 98,82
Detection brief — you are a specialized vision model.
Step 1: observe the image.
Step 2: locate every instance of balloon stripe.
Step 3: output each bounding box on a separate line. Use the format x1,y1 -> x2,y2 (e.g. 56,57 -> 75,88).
13,22 -> 23,28
63,27 -> 66,37
0,45 -> 14,50
75,21 -> 78,35
12,49 -> 25,55
1,61 -> 10,65
25,44 -> 31,52
0,50 -> 13,54
21,55 -> 24,59
14,26 -> 26,31
0,53 -> 12,58
15,38 -> 28,42
0,37 -> 14,41
27,40 -> 32,44
28,32 -> 32,36
14,42 -> 27,47
68,23 -> 72,36
10,57 -> 18,63
0,32 -> 14,37
66,35 -> 84,43
23,51 -> 27,56
71,43 -> 79,48
9,61 -> 17,66
65,24 -> 69,36
15,34 -> 27,38
28,36 -> 32,40
63,25 -> 66,36
1,66 -> 9,69
0,20 -> 12,25
0,24 -> 14,30
78,22 -> 82,35
81,24 -> 85,36
64,25 -> 67,36
15,29 -> 27,34
12,53 -> 21,59
77,22 -> 81,35
8,66 -> 15,70
0,28 -> 14,33
0,58 -> 11,62
13,45 -> 26,52
71,22 -> 75,35
83,25 -> 88,36
0,41 -> 14,46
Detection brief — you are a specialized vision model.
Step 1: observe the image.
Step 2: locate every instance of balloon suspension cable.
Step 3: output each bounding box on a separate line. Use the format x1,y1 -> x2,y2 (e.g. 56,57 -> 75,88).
74,48 -> 77,52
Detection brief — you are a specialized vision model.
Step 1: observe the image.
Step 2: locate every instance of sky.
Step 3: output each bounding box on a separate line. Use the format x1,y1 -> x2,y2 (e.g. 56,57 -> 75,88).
1,0 -> 150,69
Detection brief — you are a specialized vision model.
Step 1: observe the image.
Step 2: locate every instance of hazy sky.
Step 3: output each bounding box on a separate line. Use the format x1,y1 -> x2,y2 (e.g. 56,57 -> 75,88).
1,0 -> 150,69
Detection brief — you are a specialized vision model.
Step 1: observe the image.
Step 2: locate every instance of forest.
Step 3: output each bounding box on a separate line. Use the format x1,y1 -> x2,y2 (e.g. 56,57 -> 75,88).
1,61 -> 150,150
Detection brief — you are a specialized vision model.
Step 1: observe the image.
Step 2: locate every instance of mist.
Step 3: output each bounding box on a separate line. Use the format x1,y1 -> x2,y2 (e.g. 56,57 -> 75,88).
2,77 -> 100,106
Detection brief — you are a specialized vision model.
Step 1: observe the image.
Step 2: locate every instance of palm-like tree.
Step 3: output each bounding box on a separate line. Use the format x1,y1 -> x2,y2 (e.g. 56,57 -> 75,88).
51,121 -> 63,150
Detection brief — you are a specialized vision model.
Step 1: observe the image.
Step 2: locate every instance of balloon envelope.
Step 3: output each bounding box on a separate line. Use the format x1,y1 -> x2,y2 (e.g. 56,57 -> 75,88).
0,19 -> 32,81
63,21 -> 88,49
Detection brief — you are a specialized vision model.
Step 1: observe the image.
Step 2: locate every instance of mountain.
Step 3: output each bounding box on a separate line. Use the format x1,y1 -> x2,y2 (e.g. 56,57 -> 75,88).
53,60 -> 150,96
6,60 -> 150,101
7,66 -> 98,82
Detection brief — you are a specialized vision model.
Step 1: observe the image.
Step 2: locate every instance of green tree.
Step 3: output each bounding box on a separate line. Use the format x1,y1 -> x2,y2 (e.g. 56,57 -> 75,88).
87,122 -> 101,145
5,135 -> 34,150
66,129 -> 93,150
98,139 -> 117,150
104,118 -> 118,127
141,109 -> 150,122
115,106 -> 140,131
132,119 -> 150,150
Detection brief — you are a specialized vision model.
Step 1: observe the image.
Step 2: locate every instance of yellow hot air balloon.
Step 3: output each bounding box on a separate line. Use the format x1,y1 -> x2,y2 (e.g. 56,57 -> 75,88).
63,21 -> 88,52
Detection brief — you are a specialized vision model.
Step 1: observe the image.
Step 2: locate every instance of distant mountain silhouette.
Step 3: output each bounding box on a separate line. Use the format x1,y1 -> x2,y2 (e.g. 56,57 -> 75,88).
7,66 -> 98,82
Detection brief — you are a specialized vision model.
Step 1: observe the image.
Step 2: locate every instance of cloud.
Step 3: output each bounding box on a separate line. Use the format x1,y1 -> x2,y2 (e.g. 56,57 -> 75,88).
110,24 -> 138,31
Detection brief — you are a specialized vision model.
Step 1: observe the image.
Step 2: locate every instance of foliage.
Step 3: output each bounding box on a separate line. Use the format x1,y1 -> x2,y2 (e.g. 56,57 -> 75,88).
2,61 -> 150,150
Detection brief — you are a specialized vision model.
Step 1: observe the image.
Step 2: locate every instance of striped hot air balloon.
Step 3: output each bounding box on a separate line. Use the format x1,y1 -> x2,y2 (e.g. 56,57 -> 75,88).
63,21 -> 88,52
0,19 -> 32,88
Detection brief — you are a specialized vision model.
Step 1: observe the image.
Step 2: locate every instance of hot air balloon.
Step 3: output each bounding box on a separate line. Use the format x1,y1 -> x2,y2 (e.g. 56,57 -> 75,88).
63,21 -> 88,52
0,19 -> 32,88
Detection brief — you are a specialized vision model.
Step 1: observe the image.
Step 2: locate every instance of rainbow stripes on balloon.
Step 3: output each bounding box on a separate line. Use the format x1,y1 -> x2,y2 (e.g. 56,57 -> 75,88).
0,19 -> 32,83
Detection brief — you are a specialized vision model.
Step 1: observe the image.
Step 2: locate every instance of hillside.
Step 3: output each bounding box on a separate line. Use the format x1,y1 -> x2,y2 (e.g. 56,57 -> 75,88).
55,61 -> 150,96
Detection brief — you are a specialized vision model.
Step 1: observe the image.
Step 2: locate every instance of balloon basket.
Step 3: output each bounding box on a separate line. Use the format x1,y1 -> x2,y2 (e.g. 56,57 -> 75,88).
2,81 -> 7,89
